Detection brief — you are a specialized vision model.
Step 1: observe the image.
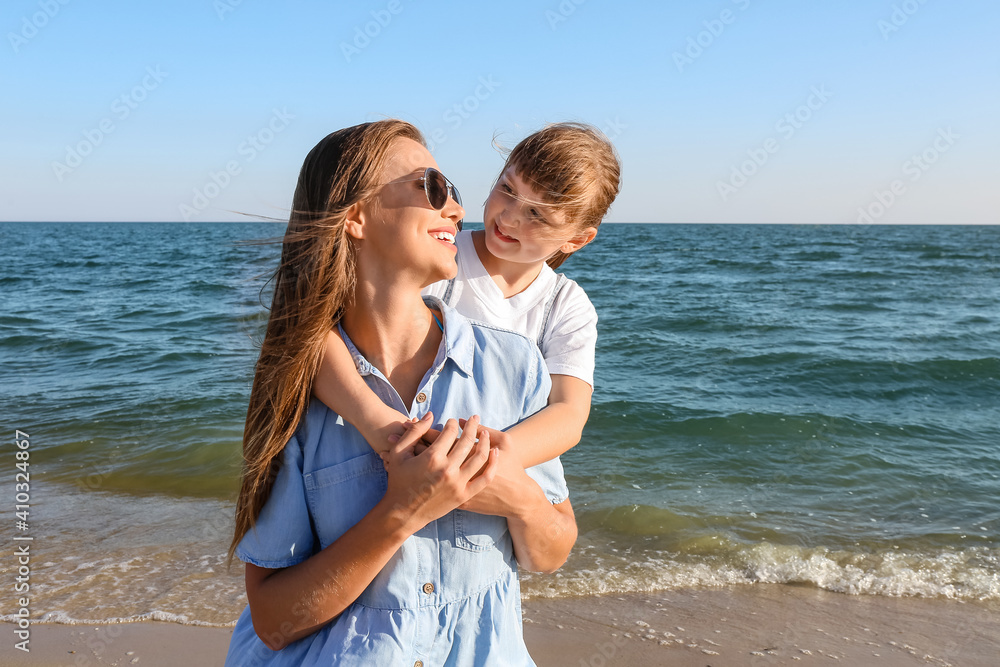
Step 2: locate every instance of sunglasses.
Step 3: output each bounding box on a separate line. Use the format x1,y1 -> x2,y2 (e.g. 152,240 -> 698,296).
413,167 -> 464,230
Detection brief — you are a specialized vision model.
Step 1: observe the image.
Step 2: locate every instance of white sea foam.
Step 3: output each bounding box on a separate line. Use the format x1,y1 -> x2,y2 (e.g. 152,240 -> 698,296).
7,541 -> 998,627
521,542 -> 1000,602
0,610 -> 236,628
5,481 -> 998,627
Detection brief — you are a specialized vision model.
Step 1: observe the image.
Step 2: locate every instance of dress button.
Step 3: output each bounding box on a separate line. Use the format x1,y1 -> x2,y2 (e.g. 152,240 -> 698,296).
414,661 -> 423,667
422,582 -> 435,595
416,392 -> 428,403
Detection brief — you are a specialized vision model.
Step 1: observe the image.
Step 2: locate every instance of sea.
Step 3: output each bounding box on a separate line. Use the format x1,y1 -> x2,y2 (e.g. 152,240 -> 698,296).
2,222 -> 998,627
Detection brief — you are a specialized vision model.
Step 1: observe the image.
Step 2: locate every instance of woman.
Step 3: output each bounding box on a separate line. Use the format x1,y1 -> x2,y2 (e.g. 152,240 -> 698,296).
225,120 -> 577,666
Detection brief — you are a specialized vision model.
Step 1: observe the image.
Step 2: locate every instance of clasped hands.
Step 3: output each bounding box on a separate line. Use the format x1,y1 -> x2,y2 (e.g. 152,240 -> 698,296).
381,413 -> 528,523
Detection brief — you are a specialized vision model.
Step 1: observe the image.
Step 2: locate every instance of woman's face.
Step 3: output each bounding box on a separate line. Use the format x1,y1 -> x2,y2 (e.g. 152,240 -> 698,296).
358,138 -> 465,287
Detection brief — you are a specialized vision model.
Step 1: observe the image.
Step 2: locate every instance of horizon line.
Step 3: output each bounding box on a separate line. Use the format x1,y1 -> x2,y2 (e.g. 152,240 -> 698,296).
3,221 -> 999,226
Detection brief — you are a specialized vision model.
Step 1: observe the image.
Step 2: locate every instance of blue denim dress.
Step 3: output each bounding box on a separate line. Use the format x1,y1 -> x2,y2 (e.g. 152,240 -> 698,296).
225,298 -> 568,666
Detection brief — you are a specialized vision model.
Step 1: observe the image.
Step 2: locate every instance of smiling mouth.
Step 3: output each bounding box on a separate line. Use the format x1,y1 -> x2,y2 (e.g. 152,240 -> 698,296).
430,231 -> 456,245
493,224 -> 517,243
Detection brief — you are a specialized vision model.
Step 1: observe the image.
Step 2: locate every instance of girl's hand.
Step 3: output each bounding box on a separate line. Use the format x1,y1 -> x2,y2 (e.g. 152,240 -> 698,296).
380,413 -> 499,531
387,427 -> 448,456
457,419 -> 512,454
390,418 -> 511,461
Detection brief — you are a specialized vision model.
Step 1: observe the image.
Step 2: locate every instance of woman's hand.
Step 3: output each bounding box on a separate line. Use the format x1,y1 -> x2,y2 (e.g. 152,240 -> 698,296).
393,418 -> 512,458
381,412 -> 499,532
455,447 -> 525,517
391,418 -> 536,517
244,412 -> 500,651
388,415 -> 577,572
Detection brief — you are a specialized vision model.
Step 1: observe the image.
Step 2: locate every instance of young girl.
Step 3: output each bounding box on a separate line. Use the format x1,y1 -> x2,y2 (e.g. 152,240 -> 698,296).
314,122 -> 621,467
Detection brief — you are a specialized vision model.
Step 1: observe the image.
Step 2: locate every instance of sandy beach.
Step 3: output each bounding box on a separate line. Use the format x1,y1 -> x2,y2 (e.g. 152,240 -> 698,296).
5,584 -> 997,667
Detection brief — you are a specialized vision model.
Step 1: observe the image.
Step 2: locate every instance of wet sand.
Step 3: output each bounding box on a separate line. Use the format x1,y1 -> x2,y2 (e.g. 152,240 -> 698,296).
523,585 -> 999,666
4,585 -> 998,666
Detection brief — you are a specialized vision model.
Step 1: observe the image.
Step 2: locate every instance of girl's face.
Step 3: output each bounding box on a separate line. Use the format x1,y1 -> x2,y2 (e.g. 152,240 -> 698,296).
482,167 -> 591,266
357,138 -> 465,287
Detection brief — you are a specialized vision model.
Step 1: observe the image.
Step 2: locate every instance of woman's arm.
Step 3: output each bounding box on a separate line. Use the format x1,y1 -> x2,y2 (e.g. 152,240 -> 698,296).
314,330 -> 410,454
487,374 -> 592,468
245,498 -> 415,649
245,415 -> 498,650
459,450 -> 578,573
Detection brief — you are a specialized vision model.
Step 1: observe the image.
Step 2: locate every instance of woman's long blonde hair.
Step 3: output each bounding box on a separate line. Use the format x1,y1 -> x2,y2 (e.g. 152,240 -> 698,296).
228,120 -> 424,565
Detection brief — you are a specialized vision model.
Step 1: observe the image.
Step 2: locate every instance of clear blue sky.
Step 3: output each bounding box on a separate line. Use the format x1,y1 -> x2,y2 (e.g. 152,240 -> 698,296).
3,0 -> 998,223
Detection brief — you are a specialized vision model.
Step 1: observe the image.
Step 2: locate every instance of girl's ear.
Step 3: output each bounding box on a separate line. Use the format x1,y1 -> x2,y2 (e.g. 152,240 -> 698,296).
344,202 -> 365,240
560,226 -> 598,254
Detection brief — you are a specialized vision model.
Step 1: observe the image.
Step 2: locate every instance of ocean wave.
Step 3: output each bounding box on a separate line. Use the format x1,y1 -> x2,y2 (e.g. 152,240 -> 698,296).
0,334 -> 104,354
788,250 -> 843,261
522,542 -> 1000,603
0,610 -> 237,628
14,542 -> 996,629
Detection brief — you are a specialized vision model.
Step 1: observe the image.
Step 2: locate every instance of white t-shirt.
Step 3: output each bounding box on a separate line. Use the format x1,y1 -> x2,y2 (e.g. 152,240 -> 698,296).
423,230 -> 598,387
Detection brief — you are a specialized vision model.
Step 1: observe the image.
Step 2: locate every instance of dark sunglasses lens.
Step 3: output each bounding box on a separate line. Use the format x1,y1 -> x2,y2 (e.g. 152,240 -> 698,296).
450,181 -> 463,230
425,169 -> 448,210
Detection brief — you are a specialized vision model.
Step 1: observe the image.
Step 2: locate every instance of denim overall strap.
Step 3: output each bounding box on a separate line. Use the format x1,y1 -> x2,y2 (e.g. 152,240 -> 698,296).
536,273 -> 568,347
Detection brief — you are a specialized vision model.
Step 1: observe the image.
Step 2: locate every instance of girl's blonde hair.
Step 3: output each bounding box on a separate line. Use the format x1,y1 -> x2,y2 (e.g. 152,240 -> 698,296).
501,122 -> 621,269
228,119 -> 424,565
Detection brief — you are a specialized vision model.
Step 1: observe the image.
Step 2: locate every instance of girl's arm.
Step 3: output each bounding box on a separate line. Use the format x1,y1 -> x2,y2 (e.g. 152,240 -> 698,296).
509,498 -> 576,573
495,374 -> 592,468
315,330 -> 409,454
245,416 -> 498,650
458,448 -> 577,573
391,417 -> 581,572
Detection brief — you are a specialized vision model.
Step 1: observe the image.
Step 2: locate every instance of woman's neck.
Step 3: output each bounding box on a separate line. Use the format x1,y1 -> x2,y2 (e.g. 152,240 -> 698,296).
340,278 -> 441,408
471,230 -> 545,299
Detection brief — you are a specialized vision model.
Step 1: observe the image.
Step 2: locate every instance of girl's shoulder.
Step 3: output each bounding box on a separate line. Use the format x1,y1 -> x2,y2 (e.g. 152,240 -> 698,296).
548,270 -> 595,314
